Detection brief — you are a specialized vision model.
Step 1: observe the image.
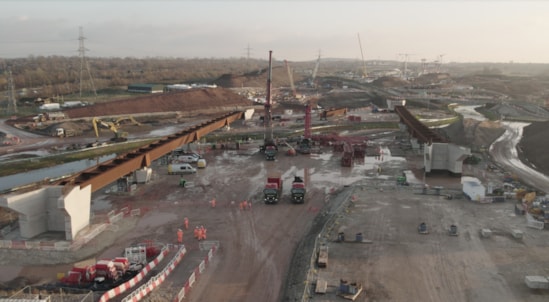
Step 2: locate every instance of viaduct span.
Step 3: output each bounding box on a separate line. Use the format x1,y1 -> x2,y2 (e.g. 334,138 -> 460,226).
0,111 -> 245,240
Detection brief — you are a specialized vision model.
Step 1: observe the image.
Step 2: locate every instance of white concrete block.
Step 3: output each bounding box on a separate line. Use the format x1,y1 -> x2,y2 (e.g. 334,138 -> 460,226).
480,228 -> 492,238
525,276 -> 549,289
511,229 -> 523,239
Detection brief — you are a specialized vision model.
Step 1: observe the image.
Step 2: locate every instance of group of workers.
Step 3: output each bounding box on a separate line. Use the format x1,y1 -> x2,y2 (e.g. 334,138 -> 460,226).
194,225 -> 207,241
177,217 -> 207,243
238,200 -> 252,210
176,196 -> 252,244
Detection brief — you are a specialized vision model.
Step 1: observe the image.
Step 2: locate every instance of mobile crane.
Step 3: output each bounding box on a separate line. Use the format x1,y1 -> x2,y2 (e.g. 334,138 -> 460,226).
260,50 -> 278,160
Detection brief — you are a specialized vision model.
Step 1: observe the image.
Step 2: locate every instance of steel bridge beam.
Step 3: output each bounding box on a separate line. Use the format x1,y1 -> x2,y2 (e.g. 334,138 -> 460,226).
55,111 -> 244,192
394,105 -> 447,144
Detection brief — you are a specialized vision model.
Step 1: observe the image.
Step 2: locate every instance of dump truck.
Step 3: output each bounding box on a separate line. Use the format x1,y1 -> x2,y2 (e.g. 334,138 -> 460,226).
53,127 -> 77,137
290,176 -> 306,203
264,175 -> 283,204
297,138 -> 311,154
263,142 -> 278,160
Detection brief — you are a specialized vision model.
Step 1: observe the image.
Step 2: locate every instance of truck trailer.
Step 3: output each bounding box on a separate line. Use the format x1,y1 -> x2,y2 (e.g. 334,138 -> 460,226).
290,176 -> 306,203
264,175 -> 283,204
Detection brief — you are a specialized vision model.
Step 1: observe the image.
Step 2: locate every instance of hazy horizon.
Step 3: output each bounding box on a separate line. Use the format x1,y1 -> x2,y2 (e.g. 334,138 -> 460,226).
2,1 -> 549,64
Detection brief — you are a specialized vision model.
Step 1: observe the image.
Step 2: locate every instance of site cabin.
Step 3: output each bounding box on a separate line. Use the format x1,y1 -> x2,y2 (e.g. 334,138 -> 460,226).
168,163 -> 197,174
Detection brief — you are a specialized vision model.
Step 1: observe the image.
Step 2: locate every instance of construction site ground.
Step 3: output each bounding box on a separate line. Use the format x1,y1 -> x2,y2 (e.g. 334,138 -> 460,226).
1,102 -> 549,301
1,128 -> 549,302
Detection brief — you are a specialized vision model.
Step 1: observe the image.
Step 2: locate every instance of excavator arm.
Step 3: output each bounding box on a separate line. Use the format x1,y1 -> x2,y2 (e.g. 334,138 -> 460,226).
92,117 -> 127,141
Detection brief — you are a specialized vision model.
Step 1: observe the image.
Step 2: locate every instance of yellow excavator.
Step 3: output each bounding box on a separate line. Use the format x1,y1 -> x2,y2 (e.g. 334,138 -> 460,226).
112,116 -> 142,127
92,117 -> 129,142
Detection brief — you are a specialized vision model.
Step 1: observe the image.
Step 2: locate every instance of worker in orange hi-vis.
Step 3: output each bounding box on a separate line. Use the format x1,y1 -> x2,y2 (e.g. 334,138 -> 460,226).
193,226 -> 199,239
211,198 -> 216,208
242,200 -> 248,210
239,201 -> 244,210
198,226 -> 206,240
177,229 -> 183,244
184,217 -> 189,230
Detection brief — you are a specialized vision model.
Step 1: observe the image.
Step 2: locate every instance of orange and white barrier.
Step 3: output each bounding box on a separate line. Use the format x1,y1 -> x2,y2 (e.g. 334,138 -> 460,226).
98,245 -> 170,302
121,245 -> 187,302
173,244 -> 217,302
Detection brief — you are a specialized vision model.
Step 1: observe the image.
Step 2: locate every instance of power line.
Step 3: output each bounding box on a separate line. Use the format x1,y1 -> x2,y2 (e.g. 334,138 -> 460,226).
78,26 -> 97,99
5,67 -> 18,114
2,39 -> 78,44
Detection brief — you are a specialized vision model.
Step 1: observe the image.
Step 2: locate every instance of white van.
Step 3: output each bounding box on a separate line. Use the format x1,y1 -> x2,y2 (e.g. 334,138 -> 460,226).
168,163 -> 197,174
177,154 -> 200,163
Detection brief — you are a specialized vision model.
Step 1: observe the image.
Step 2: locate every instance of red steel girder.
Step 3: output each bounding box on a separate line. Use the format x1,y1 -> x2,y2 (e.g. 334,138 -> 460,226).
55,111 -> 244,192
394,105 -> 447,144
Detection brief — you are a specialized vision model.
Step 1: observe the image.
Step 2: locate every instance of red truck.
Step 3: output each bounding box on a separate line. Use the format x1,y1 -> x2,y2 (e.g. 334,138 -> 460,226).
264,175 -> 283,204
290,176 -> 306,203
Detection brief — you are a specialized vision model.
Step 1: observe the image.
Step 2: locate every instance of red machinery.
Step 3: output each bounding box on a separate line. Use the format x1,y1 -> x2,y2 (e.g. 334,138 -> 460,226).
60,243 -> 160,289
264,174 -> 283,204
290,176 -> 306,203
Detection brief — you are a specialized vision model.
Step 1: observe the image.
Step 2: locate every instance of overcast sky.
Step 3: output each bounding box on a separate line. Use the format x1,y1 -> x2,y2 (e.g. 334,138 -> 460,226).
1,0 -> 548,63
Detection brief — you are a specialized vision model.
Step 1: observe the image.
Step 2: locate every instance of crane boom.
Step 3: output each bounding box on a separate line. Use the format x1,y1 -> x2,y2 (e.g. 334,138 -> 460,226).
310,51 -> 321,87
285,60 -> 297,98
357,33 -> 367,78
264,50 -> 273,143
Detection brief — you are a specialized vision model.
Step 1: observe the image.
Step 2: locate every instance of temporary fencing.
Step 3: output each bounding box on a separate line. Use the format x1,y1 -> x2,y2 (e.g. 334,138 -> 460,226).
173,243 -> 218,302
121,245 -> 187,302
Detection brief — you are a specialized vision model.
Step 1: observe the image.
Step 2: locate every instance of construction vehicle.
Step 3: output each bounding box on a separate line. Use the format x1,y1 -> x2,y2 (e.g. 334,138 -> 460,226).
281,140 -> 296,156
92,117 -> 128,142
319,108 -> 347,120
297,138 -> 312,154
260,50 -> 278,161
53,127 -> 77,137
418,222 -> 429,234
33,111 -> 66,123
168,163 -> 197,174
308,51 -> 321,88
264,174 -> 283,204
264,144 -> 278,160
290,176 -> 306,203
448,224 -> 459,236
284,59 -> 298,100
112,115 -> 141,126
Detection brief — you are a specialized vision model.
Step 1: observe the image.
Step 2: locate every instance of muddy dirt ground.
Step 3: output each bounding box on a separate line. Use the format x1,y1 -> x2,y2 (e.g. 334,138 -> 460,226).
1,107 -> 549,302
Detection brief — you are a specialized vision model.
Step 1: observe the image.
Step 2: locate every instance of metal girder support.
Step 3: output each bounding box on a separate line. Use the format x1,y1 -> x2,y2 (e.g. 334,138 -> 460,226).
55,111 -> 244,192
394,105 -> 447,144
